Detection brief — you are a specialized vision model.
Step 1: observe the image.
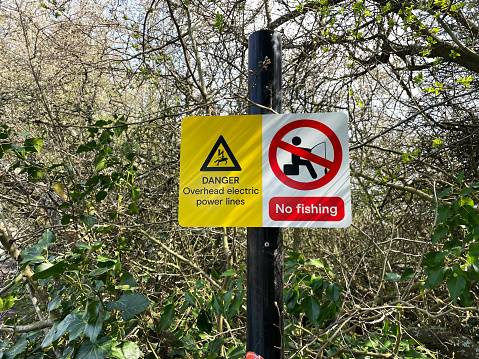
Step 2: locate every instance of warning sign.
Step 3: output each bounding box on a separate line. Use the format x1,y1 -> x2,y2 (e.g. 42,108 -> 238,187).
179,115 -> 263,227
179,113 -> 351,228
200,135 -> 242,171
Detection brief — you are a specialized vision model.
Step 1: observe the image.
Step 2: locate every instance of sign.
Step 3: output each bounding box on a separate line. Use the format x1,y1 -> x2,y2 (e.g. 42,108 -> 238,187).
179,113 -> 351,227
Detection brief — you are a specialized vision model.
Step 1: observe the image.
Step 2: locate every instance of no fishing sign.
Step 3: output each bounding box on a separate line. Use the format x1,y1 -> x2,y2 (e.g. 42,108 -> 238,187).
179,113 -> 351,228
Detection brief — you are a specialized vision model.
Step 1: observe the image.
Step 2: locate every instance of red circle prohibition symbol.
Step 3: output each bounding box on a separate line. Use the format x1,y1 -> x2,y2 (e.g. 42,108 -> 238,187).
269,119 -> 342,190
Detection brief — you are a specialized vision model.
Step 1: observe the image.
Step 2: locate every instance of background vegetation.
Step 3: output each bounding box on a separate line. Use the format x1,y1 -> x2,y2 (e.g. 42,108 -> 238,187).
0,0 -> 478,357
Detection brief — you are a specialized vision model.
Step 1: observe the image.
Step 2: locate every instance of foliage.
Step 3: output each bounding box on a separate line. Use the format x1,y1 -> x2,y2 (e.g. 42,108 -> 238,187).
1,231 -> 149,359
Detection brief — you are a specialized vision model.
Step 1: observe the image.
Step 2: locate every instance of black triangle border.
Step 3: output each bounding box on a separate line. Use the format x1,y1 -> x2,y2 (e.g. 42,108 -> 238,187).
200,135 -> 242,172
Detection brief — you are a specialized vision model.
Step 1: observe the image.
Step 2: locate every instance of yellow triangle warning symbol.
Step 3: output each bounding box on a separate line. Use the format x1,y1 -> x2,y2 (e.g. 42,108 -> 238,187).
200,135 -> 241,172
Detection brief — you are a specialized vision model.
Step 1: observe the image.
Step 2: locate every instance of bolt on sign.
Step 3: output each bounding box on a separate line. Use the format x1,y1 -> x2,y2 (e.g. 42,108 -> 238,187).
179,113 -> 351,228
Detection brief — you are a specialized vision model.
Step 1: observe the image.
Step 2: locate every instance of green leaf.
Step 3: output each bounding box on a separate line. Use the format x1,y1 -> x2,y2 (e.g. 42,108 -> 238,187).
80,214 -> 96,229
457,170 -> 465,184
95,157 -> 107,172
131,186 -> 140,201
84,313 -> 104,343
459,205 -> 479,226
21,230 -> 56,264
305,259 -> 325,268
128,202 -> 139,214
446,275 -> 467,304
436,206 -> 451,224
469,243 -> 479,257
106,293 -> 150,321
424,266 -> 446,289
197,311 -> 213,334
32,261 -> 68,280
5,335 -> 28,358
61,214 -> 72,225
459,197 -> 474,208
90,267 -> 110,277
400,268 -> 416,281
24,138 -> 43,153
27,165 -> 46,182
437,187 -> 452,198
76,337 -> 113,359
47,295 -> 62,312
158,303 -> 175,332
384,272 -> 401,282
53,313 -> 75,341
77,141 -> 97,153
67,311 -> 86,340
96,191 -> 108,202
42,322 -> 59,348
227,345 -> 246,359
326,283 -> 341,302
301,295 -> 321,324
220,269 -> 236,277
421,251 -> 447,267
117,272 -> 138,289
211,267 -> 221,280
209,337 -> 224,355
432,225 -> 448,244
0,293 -> 15,311
111,341 -> 141,359
460,187 -> 477,197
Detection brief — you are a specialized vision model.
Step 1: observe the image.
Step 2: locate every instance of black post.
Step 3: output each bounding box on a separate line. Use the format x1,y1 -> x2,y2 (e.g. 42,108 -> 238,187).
247,30 -> 283,359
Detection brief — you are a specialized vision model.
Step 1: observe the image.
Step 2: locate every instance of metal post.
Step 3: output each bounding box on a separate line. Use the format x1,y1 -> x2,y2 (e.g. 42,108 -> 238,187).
247,30 -> 283,359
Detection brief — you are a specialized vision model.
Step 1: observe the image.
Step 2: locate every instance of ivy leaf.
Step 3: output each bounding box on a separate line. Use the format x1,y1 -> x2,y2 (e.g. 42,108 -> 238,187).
197,311 -> 213,334
305,259 -> 325,268
421,251 -> 447,267
5,335 -> 28,358
432,225 -> 448,244
96,191 -> 108,202
220,269 -> 236,277
446,275 -> 467,304
384,272 -> 401,282
111,341 -> 141,359
42,322 -> 59,348
209,337 -> 225,355
32,261 -> 68,280
211,267 -> 221,280
460,187 -> 477,197
24,138 -> 43,153
131,186 -> 140,201
76,337 -> 113,359
80,214 -> 96,229
158,303 -> 175,332
424,266 -> 446,289
21,230 -> 55,264
106,293 -> 150,321
400,268 -> 416,281
68,311 -> 86,341
128,202 -> 139,214
326,283 -> 341,302
0,293 -> 16,311
301,295 -> 321,324
84,313 -> 105,343
469,243 -> 479,257
436,206 -> 450,224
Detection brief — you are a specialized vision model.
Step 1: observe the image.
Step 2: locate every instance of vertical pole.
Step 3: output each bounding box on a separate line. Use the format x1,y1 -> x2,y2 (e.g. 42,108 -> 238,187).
247,30 -> 283,359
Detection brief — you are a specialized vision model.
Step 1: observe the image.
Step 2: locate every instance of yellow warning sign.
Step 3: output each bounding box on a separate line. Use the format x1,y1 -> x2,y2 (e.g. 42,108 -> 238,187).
179,115 -> 262,227
200,136 -> 241,171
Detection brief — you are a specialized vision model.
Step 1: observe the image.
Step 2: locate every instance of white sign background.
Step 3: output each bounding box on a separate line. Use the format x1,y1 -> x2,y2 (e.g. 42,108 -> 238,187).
261,113 -> 351,228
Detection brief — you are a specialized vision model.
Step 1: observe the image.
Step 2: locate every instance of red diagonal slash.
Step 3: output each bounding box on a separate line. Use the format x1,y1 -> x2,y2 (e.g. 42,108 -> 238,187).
269,119 -> 343,190
277,140 -> 335,169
